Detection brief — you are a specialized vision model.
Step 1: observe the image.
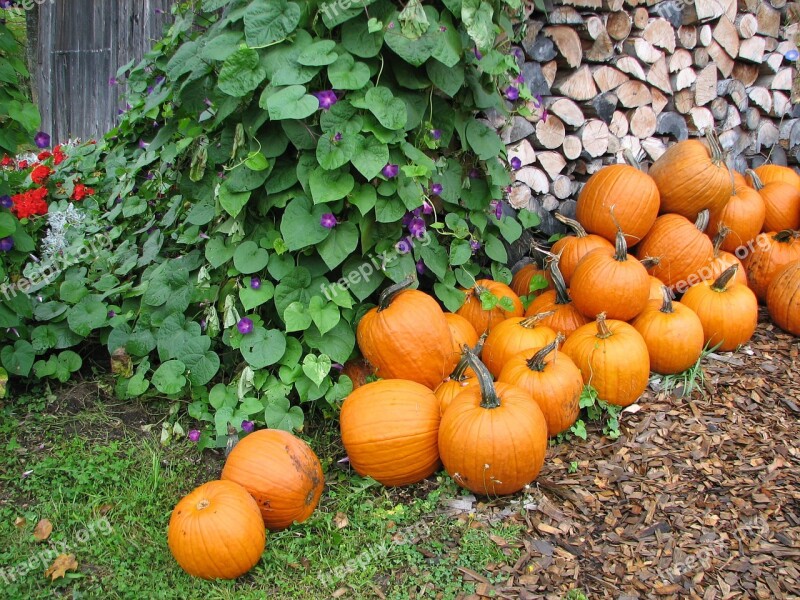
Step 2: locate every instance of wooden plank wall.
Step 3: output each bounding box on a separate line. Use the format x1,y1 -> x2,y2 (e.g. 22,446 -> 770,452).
32,0 -> 172,143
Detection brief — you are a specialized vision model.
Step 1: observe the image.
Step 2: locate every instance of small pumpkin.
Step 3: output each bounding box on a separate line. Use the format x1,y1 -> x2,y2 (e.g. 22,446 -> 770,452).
435,348 -> 479,415
438,351 -> 548,496
510,260 -> 551,298
751,164 -> 800,190
747,169 -> 800,233
357,277 -> 455,388
705,226 -> 748,286
743,230 -> 800,302
340,357 -> 375,390
632,286 -> 705,375
498,334 -> 582,436
481,311 -> 558,378
575,156 -> 660,246
456,279 -> 524,335
221,429 -> 324,531
681,265 -> 758,352
524,258 -> 589,337
570,228 -> 651,321
444,312 -> 479,367
636,210 -> 714,293
168,480 -> 265,580
648,130 -> 732,219
708,176 -> 766,253
340,379 -> 440,486
550,213 -> 615,284
766,259 -> 800,335
562,313 -> 650,407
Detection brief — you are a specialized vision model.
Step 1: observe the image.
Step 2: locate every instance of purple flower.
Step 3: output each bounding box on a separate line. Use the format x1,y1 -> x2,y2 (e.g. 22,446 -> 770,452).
469,168 -> 481,179
532,94 -> 543,108
107,310 -> 116,319
204,97 -> 213,107
0,237 -> 13,252
237,317 -> 254,335
138,139 -> 149,150
490,200 -> 503,220
198,231 -> 209,240
505,86 -> 520,101
34,131 -> 50,149
156,75 -> 166,86
422,200 -> 433,215
320,213 -> 338,229
401,212 -> 414,227
430,129 -> 442,141
188,429 -> 201,442
241,420 -> 254,433
333,131 -> 343,142
313,90 -> 338,110
430,183 -> 443,196
473,47 -> 482,60
0,1 -> 12,8
408,217 -> 426,237
382,163 -> 399,179
510,157 -> 522,170
0,195 -> 12,208
470,240 -> 481,252
416,259 -> 425,275
439,25 -> 447,32
511,47 -> 524,60
332,362 -> 344,371
541,109 -> 548,123
396,239 -> 412,254
786,49 -> 799,61
147,86 -> 154,94
145,171 -> 154,180
250,276 -> 261,290
155,7 -> 165,14
109,77 -> 118,86
200,318 -> 207,331
387,21 -> 395,29
515,74 -> 525,84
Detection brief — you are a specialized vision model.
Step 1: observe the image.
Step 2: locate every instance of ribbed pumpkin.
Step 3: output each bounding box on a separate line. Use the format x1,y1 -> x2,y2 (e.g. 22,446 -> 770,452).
632,286 -> 705,375
561,313 -> 650,407
647,275 -> 666,300
706,226 -> 748,286
340,357 -> 375,390
221,430 -> 324,531
168,480 -> 265,580
456,279 -> 524,335
752,164 -> 800,190
743,230 -> 800,302
444,312 -> 479,367
481,312 -> 557,378
524,259 -> 589,337
648,132 -> 731,219
340,379 -> 441,486
767,260 -> 800,335
747,170 -> 800,232
510,260 -> 551,298
636,211 -> 714,292
681,265 -> 758,352
438,352 -> 548,496
708,177 -> 766,253
435,351 -> 479,415
570,229 -> 651,321
575,159 -> 660,246
550,214 -> 615,284
498,335 -> 582,436
357,277 -> 455,389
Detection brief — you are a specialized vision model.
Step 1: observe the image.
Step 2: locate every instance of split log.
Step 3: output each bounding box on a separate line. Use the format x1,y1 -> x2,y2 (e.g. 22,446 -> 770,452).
721,105 -> 742,129
763,52 -> 784,74
609,110 -> 630,137
524,35 -> 558,62
755,120 -> 779,151
695,0 -> 727,21
554,65 -> 599,101
756,4 -> 780,38
718,78 -> 748,111
580,119 -> 611,157
626,37 -> 666,64
616,80 -> 653,107
672,67 -> 697,91
694,64 -> 718,106
745,107 -> 761,130
739,36 -> 766,63
748,86 -> 773,114
549,6 -> 584,25
693,47 -> 710,68
606,10 -> 633,40
699,25 -> 713,47
544,26 -> 583,68
641,137 -> 668,161
646,57 -> 672,93
537,151 -> 568,179
689,107 -> 715,132
562,135 -> 583,160
764,67 -> 794,91
546,98 -> 586,128
678,25 -> 698,49
772,91 -> 791,118
710,97 -> 729,121
535,116 -> 567,150
588,92 -> 619,122
669,49 -> 693,72
651,88 -> 669,114
706,42 -> 735,77
584,31 -> 615,62
579,15 -> 607,40
551,175 -> 574,199
516,167 -> 550,194
643,18 -> 677,53
632,7 -> 650,29
507,139 -> 536,167
629,105 -> 658,138
656,111 -> 689,140
674,89 -> 696,114
593,65 -> 631,91
542,61 -> 558,88
615,55 -> 647,81
712,16 -> 739,58
735,14 -> 758,39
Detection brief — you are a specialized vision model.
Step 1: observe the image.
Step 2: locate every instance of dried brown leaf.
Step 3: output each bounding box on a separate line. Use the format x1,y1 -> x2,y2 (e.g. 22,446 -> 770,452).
33,518 -> 53,541
44,554 -> 78,581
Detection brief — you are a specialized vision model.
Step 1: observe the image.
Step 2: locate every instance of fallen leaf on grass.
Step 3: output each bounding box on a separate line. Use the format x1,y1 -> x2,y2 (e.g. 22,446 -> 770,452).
44,554 -> 78,581
33,518 -> 53,541
14,516 -> 26,528
334,512 -> 349,529
98,503 -> 114,516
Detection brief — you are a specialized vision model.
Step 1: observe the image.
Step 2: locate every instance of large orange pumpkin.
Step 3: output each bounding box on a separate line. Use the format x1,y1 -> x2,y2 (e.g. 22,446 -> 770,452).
708,177 -> 766,253
443,312 -> 479,367
561,313 -> 650,407
681,265 -> 758,352
575,160 -> 660,246
340,379 -> 440,486
524,258 -> 589,337
751,164 -> 800,190
357,277 -> 455,388
438,352 -> 548,496
550,214 -> 615,284
648,132 -> 731,219
510,260 -> 551,298
481,312 -> 557,378
743,230 -> 800,302
456,279 -> 524,335
221,430 -> 324,531
767,260 -> 800,335
168,480 -> 265,580
498,335 -> 582,436
632,286 -> 705,375
706,226 -> 748,286
747,170 -> 800,232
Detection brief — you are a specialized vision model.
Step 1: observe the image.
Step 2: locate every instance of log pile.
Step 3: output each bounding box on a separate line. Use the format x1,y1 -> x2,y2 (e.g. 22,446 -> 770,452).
497,0 -> 800,235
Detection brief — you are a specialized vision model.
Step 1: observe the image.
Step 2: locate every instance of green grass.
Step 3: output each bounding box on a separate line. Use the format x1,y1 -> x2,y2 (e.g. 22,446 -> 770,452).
0,391 -> 586,599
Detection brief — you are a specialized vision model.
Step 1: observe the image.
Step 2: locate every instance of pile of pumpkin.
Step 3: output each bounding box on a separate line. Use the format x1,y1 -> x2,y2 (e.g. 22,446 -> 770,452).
340,133 -> 800,501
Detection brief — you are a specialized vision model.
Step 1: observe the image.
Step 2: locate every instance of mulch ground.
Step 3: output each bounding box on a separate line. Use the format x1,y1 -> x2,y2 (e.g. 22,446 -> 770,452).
432,308 -> 800,599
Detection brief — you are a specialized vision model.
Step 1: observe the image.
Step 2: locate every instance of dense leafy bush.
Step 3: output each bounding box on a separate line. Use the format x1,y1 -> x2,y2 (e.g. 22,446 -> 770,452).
0,0 -> 544,449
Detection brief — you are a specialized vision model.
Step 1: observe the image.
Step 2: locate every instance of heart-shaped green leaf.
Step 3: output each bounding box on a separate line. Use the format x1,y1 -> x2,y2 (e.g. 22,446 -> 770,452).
328,54 -> 371,90
302,354 -> 332,387
298,40 -> 338,66
265,85 -> 319,120
233,241 -> 270,274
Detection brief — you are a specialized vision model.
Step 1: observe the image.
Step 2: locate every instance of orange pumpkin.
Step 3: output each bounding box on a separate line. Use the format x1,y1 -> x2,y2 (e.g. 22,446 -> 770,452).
435,351 -> 479,415
481,312 -> 558,378
498,335 -> 582,436
550,214 -> 615,284
751,164 -> 800,190
743,230 -> 800,302
562,313 -> 650,407
647,275 -> 666,301
708,176 -> 766,253
510,260 -> 551,298
444,312 -> 479,367
747,169 -> 800,232
340,357 -> 375,390
767,259 -> 800,336
524,258 -> 589,337
681,265 -> 758,352
705,226 -> 748,286
168,480 -> 265,580
456,279 -> 524,335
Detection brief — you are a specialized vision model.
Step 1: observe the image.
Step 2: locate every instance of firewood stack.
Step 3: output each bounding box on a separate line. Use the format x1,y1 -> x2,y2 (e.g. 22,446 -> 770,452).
495,0 -> 800,236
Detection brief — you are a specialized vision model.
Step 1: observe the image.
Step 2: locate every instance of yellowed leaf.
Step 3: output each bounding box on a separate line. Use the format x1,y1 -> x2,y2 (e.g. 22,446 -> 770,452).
98,503 -> 114,516
334,511 -> 349,529
44,554 -> 78,581
14,516 -> 27,528
33,518 -> 53,541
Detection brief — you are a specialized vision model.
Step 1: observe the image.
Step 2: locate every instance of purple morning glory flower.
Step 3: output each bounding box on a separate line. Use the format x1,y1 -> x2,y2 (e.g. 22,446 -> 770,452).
430,183 -> 443,196
188,430 -> 201,442
0,195 -> 12,208
320,213 -> 337,229
430,129 -> 442,141
332,363 -> 344,371
237,317 -> 254,335
511,47 -> 524,60
0,1 -> 12,8
250,276 -> 261,290
146,86 -> 154,94
107,310 -> 116,319
422,201 -> 433,215
470,240 -> 481,252
145,171 -> 154,180
408,217 -> 426,237
200,318 -> 207,331
138,139 -> 149,150
241,420 -> 254,433
387,21 -> 395,29
515,74 -> 525,84
416,259 -> 425,274
34,131 -> 50,149
313,90 -> 338,110
439,25 -> 447,32
396,239 -> 412,254
473,47 -> 483,60
109,77 -> 118,86
401,212 -> 414,227
505,86 -> 520,101
382,163 -> 399,179
0,237 -> 13,252
786,49 -> 799,61
511,157 -> 522,170
491,200 -> 503,220
333,132 -> 343,142
155,75 -> 165,86
532,94 -> 543,108
469,168 -> 481,179
155,7 -> 165,14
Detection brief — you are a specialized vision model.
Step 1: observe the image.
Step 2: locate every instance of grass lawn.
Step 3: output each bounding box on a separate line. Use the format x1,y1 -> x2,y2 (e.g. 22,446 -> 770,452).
0,384 -> 583,599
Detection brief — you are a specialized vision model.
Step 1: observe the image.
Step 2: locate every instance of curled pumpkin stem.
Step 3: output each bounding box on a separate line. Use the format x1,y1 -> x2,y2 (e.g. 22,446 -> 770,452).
745,168 -> 763,191
695,209 -> 710,233
622,148 -> 642,170
712,225 -> 731,257
711,264 -> 739,292
520,310 -> 556,328
464,350 -> 501,409
640,256 -> 661,269
705,127 -> 724,165
546,256 -> 572,305
659,285 -> 675,313
594,312 -> 613,339
377,275 -> 416,312
554,213 -> 588,237
525,333 -> 565,371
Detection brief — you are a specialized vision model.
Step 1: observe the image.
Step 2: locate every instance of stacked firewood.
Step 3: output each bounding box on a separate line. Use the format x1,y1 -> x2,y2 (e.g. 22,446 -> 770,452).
496,0 -> 799,235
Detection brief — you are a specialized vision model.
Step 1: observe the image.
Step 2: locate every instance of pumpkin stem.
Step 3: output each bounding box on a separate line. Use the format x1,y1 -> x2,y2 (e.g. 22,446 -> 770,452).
640,256 -> 661,269
705,127 -> 724,165
525,333 -> 565,371
595,312 -> 613,339
377,275 -> 416,312
520,310 -> 556,328
712,225 -> 730,257
659,285 -> 675,313
774,229 -> 798,243
554,213 -> 588,237
622,148 -> 641,171
451,334 -> 487,381
711,264 -> 739,292
694,209 -> 710,233
196,499 -> 210,510
745,168 -> 763,191
547,257 -> 572,305
613,229 -> 629,262
464,350 -> 501,409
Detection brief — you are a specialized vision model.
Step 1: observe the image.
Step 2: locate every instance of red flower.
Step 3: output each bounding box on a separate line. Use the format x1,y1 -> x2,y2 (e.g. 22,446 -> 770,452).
53,145 -> 66,166
18,160 -> 28,169
30,165 -> 52,185
11,187 -> 48,219
37,151 -> 52,161
72,183 -> 95,201
1,155 -> 12,167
